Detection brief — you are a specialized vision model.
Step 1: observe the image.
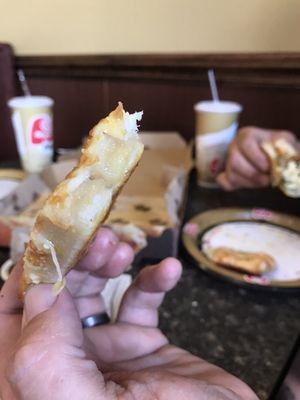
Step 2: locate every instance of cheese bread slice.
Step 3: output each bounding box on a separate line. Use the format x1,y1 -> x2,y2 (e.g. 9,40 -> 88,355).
208,247 -> 275,275
23,103 -> 144,292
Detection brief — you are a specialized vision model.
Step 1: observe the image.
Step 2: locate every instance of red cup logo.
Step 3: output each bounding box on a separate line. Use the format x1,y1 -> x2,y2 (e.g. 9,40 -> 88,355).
210,158 -> 225,176
30,114 -> 53,144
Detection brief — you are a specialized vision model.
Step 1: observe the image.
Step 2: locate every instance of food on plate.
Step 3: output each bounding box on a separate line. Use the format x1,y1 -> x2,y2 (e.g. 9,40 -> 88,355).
201,220 -> 300,282
207,246 -> 275,275
262,138 -> 300,198
22,103 -> 144,293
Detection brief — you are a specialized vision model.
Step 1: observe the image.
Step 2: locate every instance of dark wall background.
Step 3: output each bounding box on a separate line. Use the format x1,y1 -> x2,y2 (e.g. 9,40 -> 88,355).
1,45 -> 300,161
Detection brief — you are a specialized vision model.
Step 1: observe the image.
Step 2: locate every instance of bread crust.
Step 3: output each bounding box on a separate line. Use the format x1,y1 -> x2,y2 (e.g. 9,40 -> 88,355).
22,103 -> 144,291
208,247 -> 275,275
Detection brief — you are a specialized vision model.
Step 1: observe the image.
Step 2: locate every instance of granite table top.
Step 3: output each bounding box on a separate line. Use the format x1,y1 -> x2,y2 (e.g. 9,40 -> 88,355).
156,171 -> 300,399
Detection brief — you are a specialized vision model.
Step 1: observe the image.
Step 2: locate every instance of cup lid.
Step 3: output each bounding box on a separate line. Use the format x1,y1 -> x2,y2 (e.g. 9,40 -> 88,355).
194,101 -> 242,113
7,96 -> 54,108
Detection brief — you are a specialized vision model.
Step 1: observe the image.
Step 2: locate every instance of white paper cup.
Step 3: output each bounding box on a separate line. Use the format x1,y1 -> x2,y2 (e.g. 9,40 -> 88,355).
8,96 -> 54,174
194,100 -> 242,187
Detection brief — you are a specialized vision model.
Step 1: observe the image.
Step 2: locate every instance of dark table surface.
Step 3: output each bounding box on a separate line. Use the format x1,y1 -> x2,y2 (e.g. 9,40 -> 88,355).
0,167 -> 299,400
157,170 -> 300,400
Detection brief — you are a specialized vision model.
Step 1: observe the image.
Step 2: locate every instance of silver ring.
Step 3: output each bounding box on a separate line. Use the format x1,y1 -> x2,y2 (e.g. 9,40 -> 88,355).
81,312 -> 110,329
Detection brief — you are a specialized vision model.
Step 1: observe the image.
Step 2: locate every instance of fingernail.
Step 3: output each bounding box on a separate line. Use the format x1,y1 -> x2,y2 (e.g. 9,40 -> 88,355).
24,284 -> 56,322
97,228 -> 118,248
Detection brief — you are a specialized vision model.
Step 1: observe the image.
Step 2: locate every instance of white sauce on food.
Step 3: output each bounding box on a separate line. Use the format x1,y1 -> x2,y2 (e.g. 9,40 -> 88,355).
43,239 -> 66,294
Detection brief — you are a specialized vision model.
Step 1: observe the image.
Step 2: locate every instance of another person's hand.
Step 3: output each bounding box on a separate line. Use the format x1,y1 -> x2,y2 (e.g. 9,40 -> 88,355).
0,228 -> 257,400
217,126 -> 297,190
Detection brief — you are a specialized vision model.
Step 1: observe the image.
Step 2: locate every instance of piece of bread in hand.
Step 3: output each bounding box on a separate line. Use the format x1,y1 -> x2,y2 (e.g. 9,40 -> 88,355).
109,223 -> 147,254
208,247 -> 275,275
262,138 -> 300,198
22,103 -> 144,293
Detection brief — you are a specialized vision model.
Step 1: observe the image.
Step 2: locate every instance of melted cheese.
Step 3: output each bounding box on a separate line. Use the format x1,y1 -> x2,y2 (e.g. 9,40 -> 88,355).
282,160 -> 300,197
43,239 -> 66,295
262,139 -> 300,198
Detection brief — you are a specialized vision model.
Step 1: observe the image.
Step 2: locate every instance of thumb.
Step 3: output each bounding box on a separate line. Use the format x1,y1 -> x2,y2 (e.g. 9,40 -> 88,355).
23,284 -> 59,326
8,285 -> 106,400
22,284 -> 82,346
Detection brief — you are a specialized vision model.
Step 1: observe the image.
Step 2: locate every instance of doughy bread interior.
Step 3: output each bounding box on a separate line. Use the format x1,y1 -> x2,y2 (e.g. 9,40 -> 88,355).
23,103 -> 144,289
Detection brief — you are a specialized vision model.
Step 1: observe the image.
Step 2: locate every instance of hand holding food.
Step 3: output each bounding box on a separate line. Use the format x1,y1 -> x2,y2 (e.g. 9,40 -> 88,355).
0,104 -> 259,400
262,138 -> 300,197
0,235 -> 257,400
217,126 -> 298,191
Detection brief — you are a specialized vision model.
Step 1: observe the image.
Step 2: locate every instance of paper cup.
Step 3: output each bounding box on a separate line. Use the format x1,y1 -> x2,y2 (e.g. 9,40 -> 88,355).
194,100 -> 242,187
8,96 -> 54,174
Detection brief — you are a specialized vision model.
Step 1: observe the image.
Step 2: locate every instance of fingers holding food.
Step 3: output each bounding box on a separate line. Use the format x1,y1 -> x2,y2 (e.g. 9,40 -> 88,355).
218,126 -> 298,191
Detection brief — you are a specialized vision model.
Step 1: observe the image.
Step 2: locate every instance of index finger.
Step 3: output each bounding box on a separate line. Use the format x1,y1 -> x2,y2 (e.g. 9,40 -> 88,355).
76,227 -> 134,277
117,258 -> 182,327
0,260 -> 23,315
76,227 -> 119,272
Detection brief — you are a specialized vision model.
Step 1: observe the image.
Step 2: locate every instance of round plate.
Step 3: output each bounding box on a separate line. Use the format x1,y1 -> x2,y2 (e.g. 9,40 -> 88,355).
182,208 -> 300,289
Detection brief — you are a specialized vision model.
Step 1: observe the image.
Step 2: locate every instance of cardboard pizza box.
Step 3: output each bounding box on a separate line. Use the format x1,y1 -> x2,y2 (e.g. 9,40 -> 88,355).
45,132 -> 192,260
1,132 -> 192,263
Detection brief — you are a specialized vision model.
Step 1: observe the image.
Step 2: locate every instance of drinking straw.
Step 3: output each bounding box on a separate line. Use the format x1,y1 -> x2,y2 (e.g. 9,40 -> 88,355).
208,69 -> 219,102
17,69 -> 31,97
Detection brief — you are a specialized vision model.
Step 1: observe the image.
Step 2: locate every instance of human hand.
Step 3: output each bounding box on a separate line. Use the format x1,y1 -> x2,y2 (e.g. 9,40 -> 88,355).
0,227 -> 135,399
217,126 -> 297,190
0,228 -> 257,400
